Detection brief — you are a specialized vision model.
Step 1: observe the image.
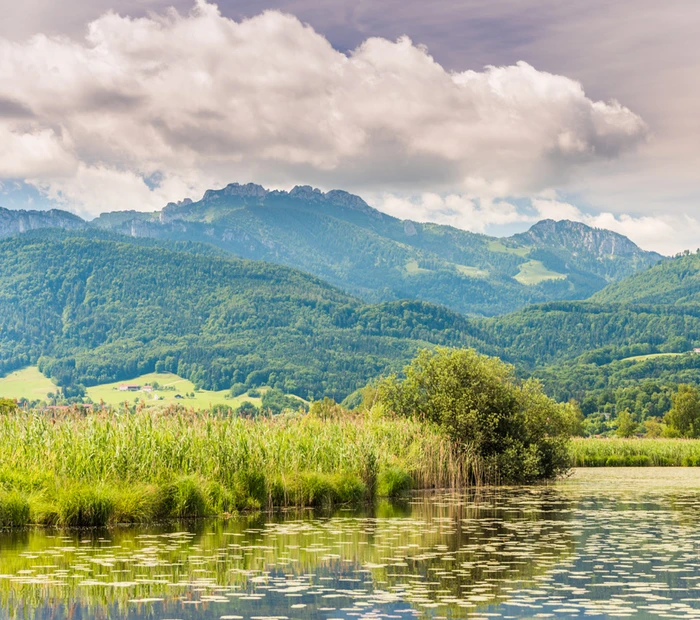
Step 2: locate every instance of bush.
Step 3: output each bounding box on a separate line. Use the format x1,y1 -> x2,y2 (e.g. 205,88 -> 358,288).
377,348 -> 574,483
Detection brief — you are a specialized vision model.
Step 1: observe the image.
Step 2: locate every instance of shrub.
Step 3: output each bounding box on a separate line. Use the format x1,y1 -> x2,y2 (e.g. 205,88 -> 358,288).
377,348 -> 573,483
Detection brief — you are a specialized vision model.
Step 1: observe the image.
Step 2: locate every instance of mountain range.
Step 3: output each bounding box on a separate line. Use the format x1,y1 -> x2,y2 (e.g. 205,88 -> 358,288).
1,182 -> 696,409
0,183 -> 663,316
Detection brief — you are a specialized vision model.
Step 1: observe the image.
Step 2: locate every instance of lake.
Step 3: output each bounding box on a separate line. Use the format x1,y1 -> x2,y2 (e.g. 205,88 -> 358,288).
1,468 -> 700,619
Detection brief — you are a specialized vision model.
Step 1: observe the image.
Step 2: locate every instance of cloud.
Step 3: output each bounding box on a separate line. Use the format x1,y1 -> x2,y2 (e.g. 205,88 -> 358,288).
374,193 -> 524,233
0,1 -> 647,216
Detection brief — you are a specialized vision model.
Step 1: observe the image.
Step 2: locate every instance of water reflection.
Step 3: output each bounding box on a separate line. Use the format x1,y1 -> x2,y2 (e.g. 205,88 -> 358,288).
2,469 -> 700,619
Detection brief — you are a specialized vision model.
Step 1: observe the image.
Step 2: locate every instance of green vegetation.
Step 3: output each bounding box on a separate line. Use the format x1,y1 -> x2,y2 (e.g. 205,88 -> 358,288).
570,438 -> 700,466
591,248 -> 699,305
376,348 -> 576,483
0,230 -> 486,401
0,407 -> 465,527
85,371 -> 259,408
0,347 -> 581,527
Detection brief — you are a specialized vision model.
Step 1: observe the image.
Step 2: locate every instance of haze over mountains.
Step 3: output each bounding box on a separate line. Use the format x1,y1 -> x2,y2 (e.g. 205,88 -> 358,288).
0,183 -> 663,316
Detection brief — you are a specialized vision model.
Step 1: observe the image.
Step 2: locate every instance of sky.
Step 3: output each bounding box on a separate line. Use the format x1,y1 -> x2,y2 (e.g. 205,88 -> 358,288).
0,0 -> 698,254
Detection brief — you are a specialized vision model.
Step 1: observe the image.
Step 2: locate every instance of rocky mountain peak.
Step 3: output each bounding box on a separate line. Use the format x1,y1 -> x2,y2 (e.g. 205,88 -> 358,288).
512,219 -> 659,258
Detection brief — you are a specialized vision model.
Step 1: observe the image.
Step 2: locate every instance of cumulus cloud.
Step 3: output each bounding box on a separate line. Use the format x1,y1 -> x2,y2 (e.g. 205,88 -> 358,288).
0,0 -> 647,216
374,193 -> 524,233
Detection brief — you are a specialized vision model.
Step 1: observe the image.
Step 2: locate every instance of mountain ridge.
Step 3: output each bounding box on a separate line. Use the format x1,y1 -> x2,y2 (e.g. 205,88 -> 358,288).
0,183 -> 663,315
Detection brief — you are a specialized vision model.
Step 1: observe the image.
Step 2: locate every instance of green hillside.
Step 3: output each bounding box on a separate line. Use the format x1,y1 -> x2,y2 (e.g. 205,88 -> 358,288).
89,183 -> 662,316
0,230 -> 486,400
591,250 -> 699,304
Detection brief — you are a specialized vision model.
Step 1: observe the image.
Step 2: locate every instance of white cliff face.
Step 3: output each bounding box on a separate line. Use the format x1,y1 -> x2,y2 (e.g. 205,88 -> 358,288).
0,207 -> 86,238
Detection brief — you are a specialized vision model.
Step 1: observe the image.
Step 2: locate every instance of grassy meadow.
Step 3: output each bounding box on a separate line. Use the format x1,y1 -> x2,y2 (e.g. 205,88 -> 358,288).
85,371 -> 262,408
0,367 -> 57,401
0,367 -> 264,409
0,407 -> 468,528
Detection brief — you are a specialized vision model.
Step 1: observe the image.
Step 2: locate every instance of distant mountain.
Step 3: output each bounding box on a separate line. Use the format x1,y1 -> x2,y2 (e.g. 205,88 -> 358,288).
0,230 -> 487,400
90,183 -> 662,315
591,250 -> 700,305
0,185 -> 662,316
0,206 -> 84,237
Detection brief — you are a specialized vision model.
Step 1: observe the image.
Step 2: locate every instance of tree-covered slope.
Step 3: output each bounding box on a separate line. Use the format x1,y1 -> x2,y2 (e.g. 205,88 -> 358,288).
89,183 -> 662,315
0,230 -> 488,400
591,250 -> 700,305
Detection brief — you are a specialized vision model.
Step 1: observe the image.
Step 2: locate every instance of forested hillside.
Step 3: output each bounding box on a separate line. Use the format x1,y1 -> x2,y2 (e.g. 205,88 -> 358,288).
591,250 -> 700,304
0,227 -> 693,414
0,231 -> 486,400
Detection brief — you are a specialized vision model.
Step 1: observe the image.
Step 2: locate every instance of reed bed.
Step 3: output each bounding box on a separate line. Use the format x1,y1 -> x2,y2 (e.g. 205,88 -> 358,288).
0,407 -> 472,527
570,437 -> 700,467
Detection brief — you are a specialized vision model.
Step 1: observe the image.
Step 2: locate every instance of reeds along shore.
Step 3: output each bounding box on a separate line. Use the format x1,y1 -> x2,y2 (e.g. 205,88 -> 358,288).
570,437 -> 700,466
0,407 -> 477,528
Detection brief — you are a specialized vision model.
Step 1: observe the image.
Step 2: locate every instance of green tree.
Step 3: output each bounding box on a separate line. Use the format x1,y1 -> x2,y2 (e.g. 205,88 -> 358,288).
376,348 -> 572,483
615,409 -> 638,437
665,384 -> 700,437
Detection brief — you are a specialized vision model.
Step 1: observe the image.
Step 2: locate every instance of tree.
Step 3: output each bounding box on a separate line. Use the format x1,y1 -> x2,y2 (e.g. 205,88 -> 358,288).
643,418 -> 665,438
665,384 -> 700,438
615,409 -> 638,438
376,347 -> 573,483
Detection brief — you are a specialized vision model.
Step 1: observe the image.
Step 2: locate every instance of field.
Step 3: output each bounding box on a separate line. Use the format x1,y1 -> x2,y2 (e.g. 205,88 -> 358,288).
514,259 -> 567,285
85,372 -> 263,409
621,352 -> 684,362
570,437 -> 700,466
0,367 -> 57,401
0,367 -> 263,409
487,240 -> 531,257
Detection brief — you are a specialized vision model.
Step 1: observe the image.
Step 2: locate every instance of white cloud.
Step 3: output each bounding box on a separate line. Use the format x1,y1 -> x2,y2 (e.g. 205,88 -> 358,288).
0,1 -> 647,216
374,193 -> 524,233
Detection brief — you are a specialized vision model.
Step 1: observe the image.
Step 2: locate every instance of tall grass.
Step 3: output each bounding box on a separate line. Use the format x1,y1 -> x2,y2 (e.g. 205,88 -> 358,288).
570,438 -> 700,466
0,407 -> 472,527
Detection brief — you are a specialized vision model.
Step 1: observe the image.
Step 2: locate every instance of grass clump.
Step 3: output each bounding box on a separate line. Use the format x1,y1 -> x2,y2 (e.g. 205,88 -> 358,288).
0,490 -> 31,528
0,405 -> 468,525
377,466 -> 412,498
56,486 -> 115,527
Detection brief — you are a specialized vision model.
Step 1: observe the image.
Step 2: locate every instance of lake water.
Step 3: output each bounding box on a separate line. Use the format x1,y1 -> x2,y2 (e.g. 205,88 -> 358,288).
2,468 -> 700,620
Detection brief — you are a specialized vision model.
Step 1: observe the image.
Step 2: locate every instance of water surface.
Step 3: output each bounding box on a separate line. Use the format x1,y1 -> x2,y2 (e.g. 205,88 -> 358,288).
2,468 -> 700,619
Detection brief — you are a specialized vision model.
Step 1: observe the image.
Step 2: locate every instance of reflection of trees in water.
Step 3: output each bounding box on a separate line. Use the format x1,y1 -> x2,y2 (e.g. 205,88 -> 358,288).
0,488 -> 575,619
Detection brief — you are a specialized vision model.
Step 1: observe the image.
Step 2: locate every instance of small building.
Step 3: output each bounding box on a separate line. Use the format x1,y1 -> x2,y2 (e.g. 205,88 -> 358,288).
142,385 -> 153,393
118,384 -> 140,392
694,348 -> 700,354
